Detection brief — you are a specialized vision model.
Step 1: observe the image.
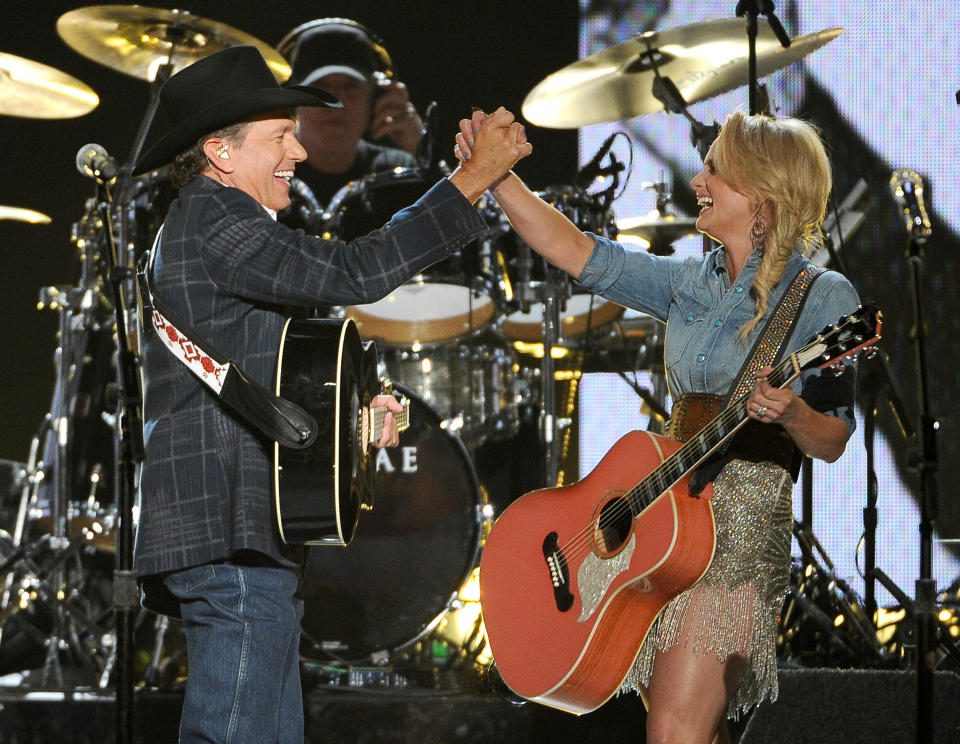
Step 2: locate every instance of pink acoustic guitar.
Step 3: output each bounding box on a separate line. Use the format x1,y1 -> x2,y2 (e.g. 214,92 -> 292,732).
479,305 -> 882,714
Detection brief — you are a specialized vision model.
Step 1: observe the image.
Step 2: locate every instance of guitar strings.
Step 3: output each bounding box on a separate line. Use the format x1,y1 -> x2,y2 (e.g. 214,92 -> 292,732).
552,335 -> 840,565
553,389 -> 762,566
367,404 -> 410,441
550,311 -> 870,571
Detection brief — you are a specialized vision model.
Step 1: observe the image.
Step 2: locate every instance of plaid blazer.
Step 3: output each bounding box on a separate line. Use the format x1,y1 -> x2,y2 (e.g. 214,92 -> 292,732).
134,175 -> 487,586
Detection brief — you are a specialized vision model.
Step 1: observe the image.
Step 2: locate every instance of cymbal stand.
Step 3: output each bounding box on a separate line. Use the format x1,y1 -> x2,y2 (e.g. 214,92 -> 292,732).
537,261 -> 569,487
792,521 -> 884,662
38,286 -> 90,687
734,0 -> 792,115
646,66 -> 718,162
0,425 -> 42,644
0,282 -> 109,686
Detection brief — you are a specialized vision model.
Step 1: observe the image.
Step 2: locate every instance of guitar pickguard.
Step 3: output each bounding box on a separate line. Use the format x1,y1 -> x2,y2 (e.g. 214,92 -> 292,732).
576,532 -> 635,622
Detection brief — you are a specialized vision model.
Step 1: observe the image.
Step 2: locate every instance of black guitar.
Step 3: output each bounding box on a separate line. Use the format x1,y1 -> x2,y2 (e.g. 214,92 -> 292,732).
273,317 -> 409,546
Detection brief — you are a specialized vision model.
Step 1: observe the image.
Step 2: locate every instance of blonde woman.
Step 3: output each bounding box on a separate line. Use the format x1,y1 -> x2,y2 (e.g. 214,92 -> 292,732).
458,111 -> 859,743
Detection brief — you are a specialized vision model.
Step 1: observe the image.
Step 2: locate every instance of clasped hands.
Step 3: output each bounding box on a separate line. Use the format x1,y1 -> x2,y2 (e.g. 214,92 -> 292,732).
447,107 -> 531,203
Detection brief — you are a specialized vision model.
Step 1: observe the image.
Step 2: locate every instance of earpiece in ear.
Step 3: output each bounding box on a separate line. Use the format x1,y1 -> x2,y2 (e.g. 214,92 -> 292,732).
217,146 -> 230,160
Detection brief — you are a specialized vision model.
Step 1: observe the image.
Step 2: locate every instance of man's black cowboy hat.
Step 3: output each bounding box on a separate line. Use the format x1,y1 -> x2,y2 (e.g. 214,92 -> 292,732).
135,45 -> 339,175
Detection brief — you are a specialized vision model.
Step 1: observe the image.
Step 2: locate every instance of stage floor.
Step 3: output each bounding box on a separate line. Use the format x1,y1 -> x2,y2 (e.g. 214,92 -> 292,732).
2,668 -> 960,743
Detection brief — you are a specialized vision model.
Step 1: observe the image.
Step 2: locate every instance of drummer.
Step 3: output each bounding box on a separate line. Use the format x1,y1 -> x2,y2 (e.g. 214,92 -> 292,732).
279,19 -> 425,213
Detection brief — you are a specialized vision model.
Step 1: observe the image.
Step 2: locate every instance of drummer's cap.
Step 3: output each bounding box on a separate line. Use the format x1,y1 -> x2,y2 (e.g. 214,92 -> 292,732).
288,23 -> 377,86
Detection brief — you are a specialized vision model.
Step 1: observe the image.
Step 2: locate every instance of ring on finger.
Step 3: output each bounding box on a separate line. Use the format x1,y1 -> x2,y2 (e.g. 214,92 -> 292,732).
757,405 -> 767,419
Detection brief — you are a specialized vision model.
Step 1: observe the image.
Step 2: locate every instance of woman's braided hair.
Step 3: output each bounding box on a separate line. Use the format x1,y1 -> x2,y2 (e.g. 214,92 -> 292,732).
711,111 -> 832,340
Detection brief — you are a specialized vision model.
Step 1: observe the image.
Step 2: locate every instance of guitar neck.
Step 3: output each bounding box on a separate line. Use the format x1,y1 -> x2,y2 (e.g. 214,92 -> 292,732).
365,398 -> 410,445
627,355 -> 802,515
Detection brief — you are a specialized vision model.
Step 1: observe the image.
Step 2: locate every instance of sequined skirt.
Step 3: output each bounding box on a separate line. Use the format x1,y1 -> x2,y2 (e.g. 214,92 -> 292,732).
620,458 -> 794,719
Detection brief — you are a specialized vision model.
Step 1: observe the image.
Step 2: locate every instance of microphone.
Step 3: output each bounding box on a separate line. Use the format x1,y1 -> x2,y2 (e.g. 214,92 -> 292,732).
76,143 -> 119,182
575,133 -> 617,188
416,100 -> 438,172
889,168 -> 932,243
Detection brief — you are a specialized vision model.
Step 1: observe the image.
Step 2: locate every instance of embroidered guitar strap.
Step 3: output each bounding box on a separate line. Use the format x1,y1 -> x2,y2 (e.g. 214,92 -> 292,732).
136,226 -> 316,449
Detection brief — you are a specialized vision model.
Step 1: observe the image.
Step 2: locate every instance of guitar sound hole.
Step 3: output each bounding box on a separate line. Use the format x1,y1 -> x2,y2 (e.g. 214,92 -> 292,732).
595,497 -> 632,554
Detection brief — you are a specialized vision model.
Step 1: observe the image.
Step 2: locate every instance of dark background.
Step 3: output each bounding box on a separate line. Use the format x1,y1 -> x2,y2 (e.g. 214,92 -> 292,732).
0,0 -> 579,456
1,1 -> 957,549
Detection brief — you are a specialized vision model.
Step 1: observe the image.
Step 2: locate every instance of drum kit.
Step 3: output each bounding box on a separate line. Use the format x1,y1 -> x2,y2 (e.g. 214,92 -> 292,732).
0,4 -> 850,692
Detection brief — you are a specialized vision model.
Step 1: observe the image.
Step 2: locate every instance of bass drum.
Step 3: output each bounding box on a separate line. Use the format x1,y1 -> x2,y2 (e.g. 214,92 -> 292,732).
299,385 -> 488,663
328,169 -> 503,346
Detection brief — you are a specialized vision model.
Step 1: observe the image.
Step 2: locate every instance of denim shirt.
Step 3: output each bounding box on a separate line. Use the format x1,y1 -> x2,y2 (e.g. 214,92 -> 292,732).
578,234 -> 861,432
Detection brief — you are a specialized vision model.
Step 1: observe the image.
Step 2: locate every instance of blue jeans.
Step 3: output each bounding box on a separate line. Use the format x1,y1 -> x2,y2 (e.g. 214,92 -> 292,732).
164,562 -> 304,744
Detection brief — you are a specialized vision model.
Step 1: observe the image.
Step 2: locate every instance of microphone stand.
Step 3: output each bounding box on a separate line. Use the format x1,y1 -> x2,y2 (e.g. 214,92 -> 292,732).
415,100 -> 439,175
860,352 -> 915,620
105,57 -> 173,744
820,191 -> 915,627
98,191 -> 144,744
901,222 -> 941,744
735,0 -> 792,115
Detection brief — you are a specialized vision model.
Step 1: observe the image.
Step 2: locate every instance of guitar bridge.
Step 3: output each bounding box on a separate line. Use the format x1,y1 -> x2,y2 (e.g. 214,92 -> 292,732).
542,532 -> 573,612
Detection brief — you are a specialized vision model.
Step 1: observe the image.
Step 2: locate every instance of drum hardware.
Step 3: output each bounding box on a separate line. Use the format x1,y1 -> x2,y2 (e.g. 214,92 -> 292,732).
0,528 -> 117,686
500,185 -> 622,345
779,521 -> 887,668
553,362 -> 581,489
377,331 -> 521,448
0,271 -> 119,687
492,183 -> 622,487
0,438 -> 42,635
617,181 -> 699,256
0,51 -> 98,119
2,13 -> 185,720
433,567 -> 493,669
282,177 -> 326,234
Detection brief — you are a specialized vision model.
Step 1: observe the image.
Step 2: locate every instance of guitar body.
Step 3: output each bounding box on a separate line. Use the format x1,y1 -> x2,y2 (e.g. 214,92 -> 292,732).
479,429 -> 716,714
274,317 -> 378,546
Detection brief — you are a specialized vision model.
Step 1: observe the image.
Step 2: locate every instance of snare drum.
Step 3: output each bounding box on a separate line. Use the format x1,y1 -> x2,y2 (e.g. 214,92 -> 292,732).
299,386 -> 489,663
327,169 -> 503,346
499,185 -> 624,342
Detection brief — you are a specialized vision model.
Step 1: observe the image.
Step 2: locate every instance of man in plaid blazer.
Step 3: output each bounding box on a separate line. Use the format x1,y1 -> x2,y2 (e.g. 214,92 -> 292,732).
132,45 -> 530,743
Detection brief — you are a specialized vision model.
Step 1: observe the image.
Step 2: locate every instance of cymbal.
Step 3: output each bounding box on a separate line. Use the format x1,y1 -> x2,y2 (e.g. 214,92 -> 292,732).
0,52 -> 98,119
523,19 -> 842,128
0,205 -> 52,224
617,211 -> 698,242
56,5 -> 291,82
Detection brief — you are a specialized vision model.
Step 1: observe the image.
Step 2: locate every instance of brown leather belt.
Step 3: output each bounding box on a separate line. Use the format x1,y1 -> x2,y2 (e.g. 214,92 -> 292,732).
669,392 -> 802,481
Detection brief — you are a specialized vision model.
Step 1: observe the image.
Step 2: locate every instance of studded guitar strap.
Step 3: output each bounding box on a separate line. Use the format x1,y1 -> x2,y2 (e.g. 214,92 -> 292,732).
684,263 -> 825,491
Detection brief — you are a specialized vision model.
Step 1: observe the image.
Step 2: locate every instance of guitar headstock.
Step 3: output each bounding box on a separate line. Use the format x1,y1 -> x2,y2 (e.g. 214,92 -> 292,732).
795,304 -> 883,373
